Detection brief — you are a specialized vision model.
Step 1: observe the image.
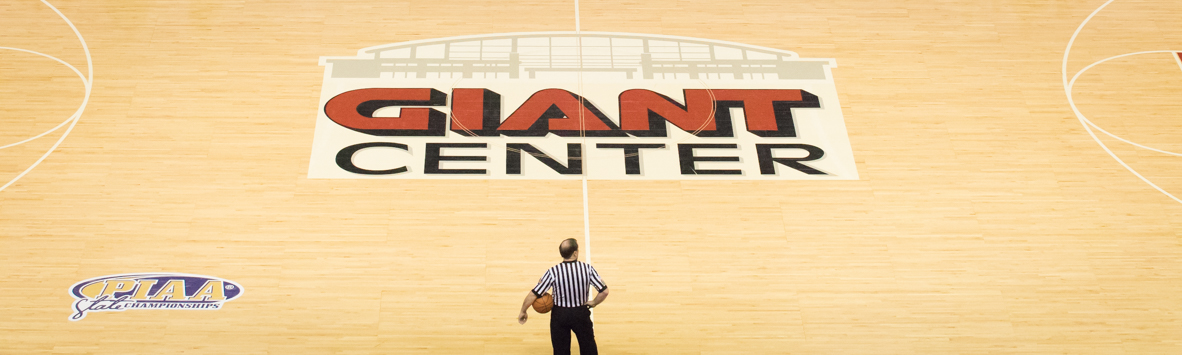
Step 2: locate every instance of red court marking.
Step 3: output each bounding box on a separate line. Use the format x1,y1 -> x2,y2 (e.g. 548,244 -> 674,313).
1176,52 -> 1182,71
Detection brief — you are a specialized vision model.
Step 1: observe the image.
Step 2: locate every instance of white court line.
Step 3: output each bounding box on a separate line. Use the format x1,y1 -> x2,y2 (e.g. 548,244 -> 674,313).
0,0 -> 92,193
1069,51 -> 1182,157
1062,0 -> 1181,205
574,0 -> 581,32
582,178 -> 591,263
573,0 -> 595,321
573,0 -> 591,263
0,48 -> 85,150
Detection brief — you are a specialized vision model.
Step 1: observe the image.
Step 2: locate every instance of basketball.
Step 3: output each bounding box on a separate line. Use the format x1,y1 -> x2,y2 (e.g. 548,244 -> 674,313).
532,293 -> 553,313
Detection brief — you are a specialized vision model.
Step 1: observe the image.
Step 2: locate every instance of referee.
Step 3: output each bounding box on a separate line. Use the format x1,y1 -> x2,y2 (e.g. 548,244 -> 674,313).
518,238 -> 609,355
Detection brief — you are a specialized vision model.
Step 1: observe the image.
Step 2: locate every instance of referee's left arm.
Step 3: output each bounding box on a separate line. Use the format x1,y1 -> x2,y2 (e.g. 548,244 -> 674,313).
586,265 -> 609,308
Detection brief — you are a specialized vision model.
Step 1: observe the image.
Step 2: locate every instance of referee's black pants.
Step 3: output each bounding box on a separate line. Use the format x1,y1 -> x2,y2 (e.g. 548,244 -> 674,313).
550,305 -> 597,355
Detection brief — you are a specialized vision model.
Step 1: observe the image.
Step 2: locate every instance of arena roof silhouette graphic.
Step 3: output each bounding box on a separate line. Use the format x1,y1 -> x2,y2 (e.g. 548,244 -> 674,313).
321,32 -> 835,81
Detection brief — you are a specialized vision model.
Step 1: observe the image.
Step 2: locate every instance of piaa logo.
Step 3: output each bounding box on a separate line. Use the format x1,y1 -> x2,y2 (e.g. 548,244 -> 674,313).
68,273 -> 244,321
311,32 -> 857,180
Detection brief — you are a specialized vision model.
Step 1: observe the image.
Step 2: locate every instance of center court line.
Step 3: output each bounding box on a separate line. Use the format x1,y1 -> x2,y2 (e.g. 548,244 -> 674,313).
573,0 -> 596,322
574,0 -> 581,32
582,178 -> 591,263
574,0 -> 591,263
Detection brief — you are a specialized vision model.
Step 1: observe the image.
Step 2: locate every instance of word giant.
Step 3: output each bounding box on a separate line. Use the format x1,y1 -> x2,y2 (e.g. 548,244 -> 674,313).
311,32 -> 857,180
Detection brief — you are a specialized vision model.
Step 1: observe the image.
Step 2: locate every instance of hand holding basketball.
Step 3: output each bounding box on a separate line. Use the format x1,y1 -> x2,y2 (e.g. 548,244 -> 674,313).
532,293 -> 553,313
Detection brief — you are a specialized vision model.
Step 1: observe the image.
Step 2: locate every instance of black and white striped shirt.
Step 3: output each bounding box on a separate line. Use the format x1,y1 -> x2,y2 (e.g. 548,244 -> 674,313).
532,261 -> 608,308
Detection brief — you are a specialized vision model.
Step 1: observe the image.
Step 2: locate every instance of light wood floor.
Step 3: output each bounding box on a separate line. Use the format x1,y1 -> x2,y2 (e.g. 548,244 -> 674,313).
2,0 -> 1181,354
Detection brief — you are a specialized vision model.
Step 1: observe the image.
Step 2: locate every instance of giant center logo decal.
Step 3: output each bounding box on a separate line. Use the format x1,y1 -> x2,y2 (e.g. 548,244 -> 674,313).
311,32 -> 856,180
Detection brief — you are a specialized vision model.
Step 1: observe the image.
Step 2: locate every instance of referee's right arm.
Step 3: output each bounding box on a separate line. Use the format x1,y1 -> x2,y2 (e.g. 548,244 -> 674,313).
518,270 -> 554,324
517,291 -> 538,324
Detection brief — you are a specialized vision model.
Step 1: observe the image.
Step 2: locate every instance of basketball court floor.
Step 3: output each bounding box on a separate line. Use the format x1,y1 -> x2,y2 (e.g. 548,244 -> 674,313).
2,0 -> 1181,353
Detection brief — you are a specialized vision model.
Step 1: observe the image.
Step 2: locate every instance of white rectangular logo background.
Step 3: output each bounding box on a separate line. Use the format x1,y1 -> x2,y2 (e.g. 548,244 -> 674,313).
309,32 -> 858,180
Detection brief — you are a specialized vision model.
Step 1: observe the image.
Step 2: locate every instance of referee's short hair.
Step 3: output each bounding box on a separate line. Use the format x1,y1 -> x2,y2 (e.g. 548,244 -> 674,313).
559,238 -> 578,258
